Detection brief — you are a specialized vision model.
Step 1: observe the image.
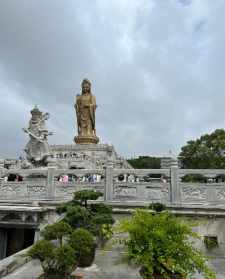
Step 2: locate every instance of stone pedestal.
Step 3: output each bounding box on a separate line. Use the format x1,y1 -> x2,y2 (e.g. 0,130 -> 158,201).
74,135 -> 99,144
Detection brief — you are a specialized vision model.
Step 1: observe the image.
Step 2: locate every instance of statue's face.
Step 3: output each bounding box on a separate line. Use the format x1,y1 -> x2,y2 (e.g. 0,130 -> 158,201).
82,82 -> 90,94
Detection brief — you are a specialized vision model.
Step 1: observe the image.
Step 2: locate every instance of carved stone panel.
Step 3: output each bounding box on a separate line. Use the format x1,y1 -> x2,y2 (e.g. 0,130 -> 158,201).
114,185 -> 137,200
55,182 -> 104,199
182,186 -> 207,201
27,185 -> 47,198
216,188 -> 225,200
0,183 -> 24,198
146,185 -> 170,202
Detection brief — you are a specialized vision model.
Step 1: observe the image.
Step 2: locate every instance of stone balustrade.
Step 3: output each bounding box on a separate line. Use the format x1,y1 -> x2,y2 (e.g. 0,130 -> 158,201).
1,167 -> 225,206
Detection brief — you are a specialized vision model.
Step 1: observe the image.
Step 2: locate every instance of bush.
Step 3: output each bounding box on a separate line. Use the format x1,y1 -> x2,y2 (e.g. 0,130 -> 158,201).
149,202 -> 166,213
53,245 -> 77,276
63,205 -> 91,230
29,242 -> 76,278
60,192 -> 115,244
90,203 -> 113,215
98,224 -> 114,248
120,210 -> 216,279
28,239 -> 54,264
182,174 -> 206,183
58,191 -> 115,247
73,190 -> 103,207
56,200 -> 80,215
69,228 -> 96,267
42,221 -> 72,246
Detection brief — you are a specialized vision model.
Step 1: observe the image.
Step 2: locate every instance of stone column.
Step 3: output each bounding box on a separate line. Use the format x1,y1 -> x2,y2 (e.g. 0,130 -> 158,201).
105,164 -> 113,202
34,229 -> 41,242
47,167 -> 56,199
170,166 -> 181,205
0,159 -> 4,178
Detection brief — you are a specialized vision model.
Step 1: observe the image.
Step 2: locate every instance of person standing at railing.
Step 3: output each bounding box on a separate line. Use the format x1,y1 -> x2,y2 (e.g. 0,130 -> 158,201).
62,174 -> 69,183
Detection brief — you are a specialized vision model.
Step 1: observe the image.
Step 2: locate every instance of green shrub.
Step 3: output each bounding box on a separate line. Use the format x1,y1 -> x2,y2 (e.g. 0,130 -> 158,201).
63,205 -> 91,230
56,200 -> 80,215
120,210 -> 216,279
182,174 -> 206,183
57,191 -> 115,247
53,245 -> 77,276
73,190 -> 103,207
90,203 -> 113,215
149,202 -> 166,212
69,228 -> 96,267
98,224 -> 114,248
42,221 -> 72,246
27,239 -> 54,264
28,240 -> 76,278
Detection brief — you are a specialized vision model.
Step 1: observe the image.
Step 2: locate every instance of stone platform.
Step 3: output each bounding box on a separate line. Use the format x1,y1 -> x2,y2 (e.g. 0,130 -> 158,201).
50,143 -> 131,169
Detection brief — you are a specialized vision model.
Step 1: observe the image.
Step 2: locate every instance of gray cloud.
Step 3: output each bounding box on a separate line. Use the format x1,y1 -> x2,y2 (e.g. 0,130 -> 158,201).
1,0 -> 225,158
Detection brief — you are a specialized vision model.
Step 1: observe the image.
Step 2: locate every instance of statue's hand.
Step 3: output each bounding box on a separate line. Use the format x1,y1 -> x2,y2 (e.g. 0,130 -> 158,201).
23,128 -> 28,133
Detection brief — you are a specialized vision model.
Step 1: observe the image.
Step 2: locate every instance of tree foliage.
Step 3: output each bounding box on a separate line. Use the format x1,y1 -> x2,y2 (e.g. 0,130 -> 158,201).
53,245 -> 77,276
149,202 -> 166,213
28,239 -> 54,263
29,190 -> 114,278
119,210 -> 216,279
60,191 -> 114,244
179,129 -> 225,169
73,190 -> 103,207
128,156 -> 161,169
41,221 -> 72,245
69,228 -> 95,267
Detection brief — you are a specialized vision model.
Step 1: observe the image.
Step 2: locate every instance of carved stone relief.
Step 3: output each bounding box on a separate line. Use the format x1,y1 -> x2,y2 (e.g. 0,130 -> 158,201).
114,185 -> 137,199
182,186 -> 207,200
216,188 -> 225,200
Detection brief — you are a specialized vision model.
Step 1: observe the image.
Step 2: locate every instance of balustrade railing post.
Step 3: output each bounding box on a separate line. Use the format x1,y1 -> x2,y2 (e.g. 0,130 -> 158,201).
105,165 -> 113,201
170,166 -> 181,205
47,167 -> 56,199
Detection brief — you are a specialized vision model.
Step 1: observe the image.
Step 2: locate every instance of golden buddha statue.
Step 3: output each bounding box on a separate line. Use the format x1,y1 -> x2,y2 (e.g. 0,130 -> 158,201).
74,79 -> 99,144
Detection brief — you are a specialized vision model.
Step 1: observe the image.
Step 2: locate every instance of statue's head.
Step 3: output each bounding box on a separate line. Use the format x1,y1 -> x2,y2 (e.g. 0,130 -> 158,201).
30,105 -> 42,122
81,79 -> 91,94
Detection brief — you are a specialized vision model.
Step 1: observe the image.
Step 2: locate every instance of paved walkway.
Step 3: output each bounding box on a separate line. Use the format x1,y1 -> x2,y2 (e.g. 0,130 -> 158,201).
3,246 -> 225,279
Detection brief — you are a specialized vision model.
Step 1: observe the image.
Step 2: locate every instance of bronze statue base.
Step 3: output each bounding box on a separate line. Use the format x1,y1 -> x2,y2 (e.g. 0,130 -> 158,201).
74,135 -> 99,144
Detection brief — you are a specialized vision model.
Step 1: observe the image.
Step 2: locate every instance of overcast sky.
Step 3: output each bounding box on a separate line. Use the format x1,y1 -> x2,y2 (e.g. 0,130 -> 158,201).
0,0 -> 225,159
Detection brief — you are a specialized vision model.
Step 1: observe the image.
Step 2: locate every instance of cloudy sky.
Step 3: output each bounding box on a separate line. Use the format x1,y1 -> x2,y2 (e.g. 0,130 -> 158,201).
0,0 -> 225,159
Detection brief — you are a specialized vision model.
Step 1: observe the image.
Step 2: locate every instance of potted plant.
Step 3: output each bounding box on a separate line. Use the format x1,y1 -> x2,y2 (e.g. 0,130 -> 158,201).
58,190 -> 115,248
27,240 -> 76,279
28,222 -> 75,279
69,228 -> 96,267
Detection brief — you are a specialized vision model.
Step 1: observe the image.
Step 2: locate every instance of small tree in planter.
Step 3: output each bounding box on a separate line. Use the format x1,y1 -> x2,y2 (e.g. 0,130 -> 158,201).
42,221 -> 72,246
28,240 -> 77,279
63,205 -> 92,230
69,228 -> 96,267
53,245 -> 77,278
59,191 -> 115,247
119,210 -> 216,279
28,222 -> 76,279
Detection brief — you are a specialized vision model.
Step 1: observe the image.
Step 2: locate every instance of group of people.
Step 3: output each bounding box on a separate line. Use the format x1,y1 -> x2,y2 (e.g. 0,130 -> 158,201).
57,173 -> 102,183
116,174 -> 168,183
3,174 -> 23,182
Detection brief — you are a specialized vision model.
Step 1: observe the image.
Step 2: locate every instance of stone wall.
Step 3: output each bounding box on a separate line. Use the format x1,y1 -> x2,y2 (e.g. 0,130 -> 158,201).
1,167 -> 225,207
